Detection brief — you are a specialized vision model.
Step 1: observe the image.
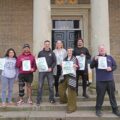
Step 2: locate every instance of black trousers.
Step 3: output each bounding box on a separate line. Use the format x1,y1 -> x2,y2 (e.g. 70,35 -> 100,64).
96,80 -> 118,111
76,70 -> 88,95
54,65 -> 62,93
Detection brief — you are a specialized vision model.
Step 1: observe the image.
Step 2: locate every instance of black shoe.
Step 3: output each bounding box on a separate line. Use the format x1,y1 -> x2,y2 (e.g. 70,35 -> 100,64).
67,110 -> 75,114
113,110 -> 120,117
55,92 -> 59,97
50,99 -> 56,104
82,93 -> 89,98
60,101 -> 67,104
36,100 -> 41,106
96,110 -> 102,117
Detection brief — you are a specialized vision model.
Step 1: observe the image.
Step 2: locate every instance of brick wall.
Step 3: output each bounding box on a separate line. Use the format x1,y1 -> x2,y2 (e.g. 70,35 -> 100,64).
0,0 -> 33,56
109,0 -> 120,86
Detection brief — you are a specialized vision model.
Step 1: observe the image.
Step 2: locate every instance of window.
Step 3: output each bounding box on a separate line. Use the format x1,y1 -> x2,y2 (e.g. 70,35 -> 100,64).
52,20 -> 80,30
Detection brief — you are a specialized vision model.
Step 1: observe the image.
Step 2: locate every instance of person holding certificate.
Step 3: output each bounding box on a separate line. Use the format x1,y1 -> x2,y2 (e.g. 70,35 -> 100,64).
53,40 -> 67,97
90,45 -> 120,117
1,48 -> 18,107
16,44 -> 36,105
59,48 -> 79,113
36,40 -> 56,105
73,38 -> 91,98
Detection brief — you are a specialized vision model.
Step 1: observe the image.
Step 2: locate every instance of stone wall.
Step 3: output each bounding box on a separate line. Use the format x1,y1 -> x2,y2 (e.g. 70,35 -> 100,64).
109,0 -> 120,89
0,0 -> 33,56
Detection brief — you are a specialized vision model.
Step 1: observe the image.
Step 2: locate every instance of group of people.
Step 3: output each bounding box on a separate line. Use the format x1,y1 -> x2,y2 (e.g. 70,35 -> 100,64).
0,38 -> 120,117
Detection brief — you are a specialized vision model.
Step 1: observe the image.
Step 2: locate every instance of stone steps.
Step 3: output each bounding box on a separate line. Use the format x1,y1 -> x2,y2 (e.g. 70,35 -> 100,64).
0,111 -> 120,120
12,94 -> 120,103
0,95 -> 120,119
0,101 -> 120,111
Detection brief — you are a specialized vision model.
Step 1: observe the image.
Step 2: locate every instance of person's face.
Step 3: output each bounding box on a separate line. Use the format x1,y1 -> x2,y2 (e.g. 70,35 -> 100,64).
56,41 -> 62,49
67,49 -> 73,57
23,47 -> 30,53
77,39 -> 83,48
98,45 -> 106,55
44,42 -> 50,50
8,50 -> 14,58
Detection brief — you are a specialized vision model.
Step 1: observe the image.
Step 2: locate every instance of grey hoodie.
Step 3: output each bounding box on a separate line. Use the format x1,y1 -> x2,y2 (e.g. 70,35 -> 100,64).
2,57 -> 18,78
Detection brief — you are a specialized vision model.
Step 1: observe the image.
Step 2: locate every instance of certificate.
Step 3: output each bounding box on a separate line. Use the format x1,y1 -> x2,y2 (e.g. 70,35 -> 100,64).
22,60 -> 31,71
36,57 -> 48,72
76,56 -> 86,70
62,61 -> 75,75
98,56 -> 107,69
0,58 -> 5,70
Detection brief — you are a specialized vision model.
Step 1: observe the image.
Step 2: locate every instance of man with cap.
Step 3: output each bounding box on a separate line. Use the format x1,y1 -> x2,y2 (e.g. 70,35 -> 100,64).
16,44 -> 37,105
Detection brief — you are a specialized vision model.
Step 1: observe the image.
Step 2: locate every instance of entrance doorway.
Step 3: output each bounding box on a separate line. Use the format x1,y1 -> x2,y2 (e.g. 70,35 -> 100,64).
52,20 -> 82,49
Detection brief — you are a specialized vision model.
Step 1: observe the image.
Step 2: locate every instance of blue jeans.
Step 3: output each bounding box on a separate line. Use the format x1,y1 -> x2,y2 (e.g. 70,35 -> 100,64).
37,72 -> 54,102
1,76 -> 15,102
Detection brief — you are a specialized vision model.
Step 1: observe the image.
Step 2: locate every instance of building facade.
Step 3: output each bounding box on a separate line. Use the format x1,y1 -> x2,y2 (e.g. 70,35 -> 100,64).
0,0 -> 120,90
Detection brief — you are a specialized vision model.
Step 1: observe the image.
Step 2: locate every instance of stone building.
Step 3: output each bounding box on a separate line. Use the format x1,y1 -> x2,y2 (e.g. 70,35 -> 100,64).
0,0 -> 120,90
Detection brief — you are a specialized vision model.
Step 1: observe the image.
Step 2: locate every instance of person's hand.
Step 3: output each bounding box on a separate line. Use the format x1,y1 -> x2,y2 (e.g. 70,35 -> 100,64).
94,56 -> 99,61
48,68 -> 52,72
73,64 -> 78,70
81,54 -> 85,57
31,68 -> 34,72
73,64 -> 78,68
106,67 -> 112,71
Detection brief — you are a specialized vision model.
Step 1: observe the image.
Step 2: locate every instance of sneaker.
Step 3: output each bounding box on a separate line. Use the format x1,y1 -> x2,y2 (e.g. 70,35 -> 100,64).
17,99 -> 24,105
27,99 -> 33,105
8,101 -> 15,106
2,102 -> 6,107
96,110 -> 102,117
36,101 -> 41,106
36,99 -> 41,106
55,92 -> 59,97
82,93 -> 89,98
113,110 -> 120,117
49,99 -> 56,104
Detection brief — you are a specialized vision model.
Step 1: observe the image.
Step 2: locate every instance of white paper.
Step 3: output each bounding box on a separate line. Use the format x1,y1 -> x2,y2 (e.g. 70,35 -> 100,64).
98,56 -> 107,69
0,58 -> 5,70
22,60 -> 31,71
56,55 -> 63,65
36,57 -> 48,72
76,56 -> 86,70
62,61 -> 75,75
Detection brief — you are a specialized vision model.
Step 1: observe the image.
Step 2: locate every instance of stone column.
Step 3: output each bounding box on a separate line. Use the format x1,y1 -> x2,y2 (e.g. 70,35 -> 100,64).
33,0 -> 51,55
91,0 -> 110,56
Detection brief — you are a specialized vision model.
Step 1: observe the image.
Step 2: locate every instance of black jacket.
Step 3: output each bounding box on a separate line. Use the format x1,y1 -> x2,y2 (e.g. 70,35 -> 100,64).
73,47 -> 91,70
38,48 -> 56,69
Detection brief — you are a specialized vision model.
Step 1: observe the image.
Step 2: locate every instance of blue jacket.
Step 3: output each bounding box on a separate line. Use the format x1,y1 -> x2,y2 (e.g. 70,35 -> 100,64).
90,55 -> 117,81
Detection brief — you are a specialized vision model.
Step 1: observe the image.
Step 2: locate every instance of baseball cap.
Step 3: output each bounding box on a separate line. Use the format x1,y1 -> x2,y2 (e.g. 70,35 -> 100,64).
23,44 -> 30,49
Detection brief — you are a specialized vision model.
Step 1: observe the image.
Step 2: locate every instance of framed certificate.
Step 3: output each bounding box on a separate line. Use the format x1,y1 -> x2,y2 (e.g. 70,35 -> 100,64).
36,57 -> 48,72
62,61 -> 75,75
98,56 -> 107,69
76,56 -> 86,70
22,60 -> 31,71
0,58 -> 5,70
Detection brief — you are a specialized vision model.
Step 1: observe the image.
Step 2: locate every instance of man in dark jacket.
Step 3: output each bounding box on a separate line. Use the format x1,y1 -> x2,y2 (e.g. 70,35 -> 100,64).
90,44 -> 120,117
36,40 -> 56,105
73,38 -> 91,98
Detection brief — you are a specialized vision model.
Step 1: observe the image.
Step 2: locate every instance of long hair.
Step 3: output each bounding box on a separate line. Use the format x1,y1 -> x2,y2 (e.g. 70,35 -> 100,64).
4,48 -> 17,59
55,40 -> 64,49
